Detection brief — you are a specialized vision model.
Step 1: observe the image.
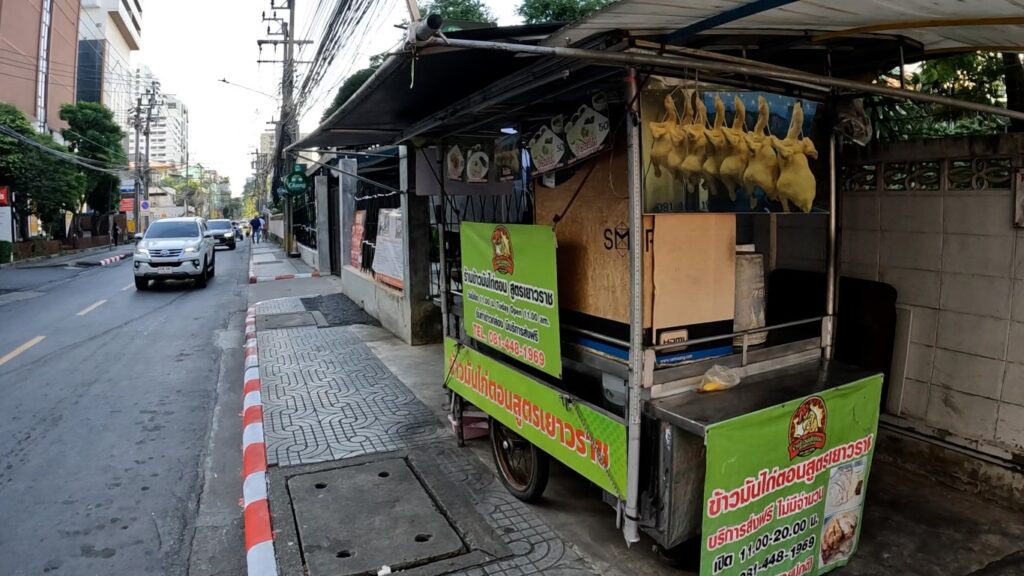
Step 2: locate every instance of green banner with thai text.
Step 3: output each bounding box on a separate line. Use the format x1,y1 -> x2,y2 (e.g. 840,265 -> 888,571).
444,338 -> 626,498
701,374 -> 883,576
461,222 -> 562,378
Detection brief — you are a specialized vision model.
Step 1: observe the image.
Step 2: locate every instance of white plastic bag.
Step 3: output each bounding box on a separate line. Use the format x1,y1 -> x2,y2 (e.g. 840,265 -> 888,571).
699,365 -> 740,393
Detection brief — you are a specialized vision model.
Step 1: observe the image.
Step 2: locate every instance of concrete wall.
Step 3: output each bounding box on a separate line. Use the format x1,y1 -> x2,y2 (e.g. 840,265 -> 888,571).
337,151 -> 441,345
839,134 -> 1024,459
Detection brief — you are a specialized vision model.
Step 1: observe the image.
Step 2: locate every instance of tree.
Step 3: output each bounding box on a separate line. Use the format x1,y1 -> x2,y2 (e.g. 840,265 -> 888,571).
516,0 -> 609,23
872,51 -> 1024,140
419,0 -> 494,22
59,101 -> 126,214
21,133 -> 86,234
0,102 -> 86,236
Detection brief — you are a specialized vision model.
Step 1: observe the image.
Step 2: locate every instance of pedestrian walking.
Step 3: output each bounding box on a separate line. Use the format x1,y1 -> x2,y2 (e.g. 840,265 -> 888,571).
112,221 -> 120,246
258,215 -> 267,243
249,216 -> 262,244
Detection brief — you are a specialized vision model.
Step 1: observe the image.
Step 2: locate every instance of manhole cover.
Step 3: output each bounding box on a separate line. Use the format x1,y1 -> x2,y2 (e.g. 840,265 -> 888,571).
256,312 -> 317,330
289,458 -> 465,576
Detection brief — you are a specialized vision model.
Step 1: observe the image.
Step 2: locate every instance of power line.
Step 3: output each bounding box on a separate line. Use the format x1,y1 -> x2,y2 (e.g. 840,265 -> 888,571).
0,125 -> 126,175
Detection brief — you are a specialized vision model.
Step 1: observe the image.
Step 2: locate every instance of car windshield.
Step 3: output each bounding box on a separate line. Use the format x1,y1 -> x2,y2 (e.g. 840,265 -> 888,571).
208,220 -> 232,230
145,221 -> 200,239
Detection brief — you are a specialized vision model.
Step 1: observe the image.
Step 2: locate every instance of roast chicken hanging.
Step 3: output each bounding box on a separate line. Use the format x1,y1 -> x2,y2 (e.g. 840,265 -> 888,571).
771,100 -> 818,213
718,95 -> 749,205
666,89 -> 692,184
648,94 -> 678,178
679,93 -> 709,188
702,95 -> 728,198
742,96 -> 779,205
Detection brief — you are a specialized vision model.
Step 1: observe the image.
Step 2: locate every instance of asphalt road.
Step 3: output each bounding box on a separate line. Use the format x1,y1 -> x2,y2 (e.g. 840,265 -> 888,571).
0,241 -> 249,575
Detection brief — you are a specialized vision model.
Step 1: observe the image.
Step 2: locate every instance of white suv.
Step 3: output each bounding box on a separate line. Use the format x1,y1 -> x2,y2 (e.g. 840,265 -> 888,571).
133,217 -> 216,290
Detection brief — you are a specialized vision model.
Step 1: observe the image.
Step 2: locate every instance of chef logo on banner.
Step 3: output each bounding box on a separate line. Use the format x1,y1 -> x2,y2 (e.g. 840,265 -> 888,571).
701,376 -> 882,576
788,397 -> 827,459
491,225 -> 514,275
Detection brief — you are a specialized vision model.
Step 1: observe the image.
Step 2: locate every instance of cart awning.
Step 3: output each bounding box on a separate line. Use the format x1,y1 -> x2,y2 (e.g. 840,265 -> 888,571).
289,24 -> 565,151
542,0 -> 1024,55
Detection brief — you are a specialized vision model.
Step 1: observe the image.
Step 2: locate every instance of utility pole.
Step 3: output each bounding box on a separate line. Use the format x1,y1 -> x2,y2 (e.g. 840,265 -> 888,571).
258,2 -> 309,254
143,80 -> 160,229
132,97 -> 143,236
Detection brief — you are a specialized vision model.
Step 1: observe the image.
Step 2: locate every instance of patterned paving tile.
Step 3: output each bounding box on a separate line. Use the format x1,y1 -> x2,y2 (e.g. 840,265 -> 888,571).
254,297 -> 307,315
258,325 -> 449,466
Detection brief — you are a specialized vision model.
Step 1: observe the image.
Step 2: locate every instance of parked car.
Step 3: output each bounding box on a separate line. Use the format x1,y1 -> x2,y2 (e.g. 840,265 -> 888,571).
206,219 -> 237,250
133,217 -> 215,290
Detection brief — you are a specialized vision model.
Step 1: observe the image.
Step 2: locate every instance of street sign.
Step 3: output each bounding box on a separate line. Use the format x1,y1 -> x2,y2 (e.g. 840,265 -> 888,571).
127,220 -> 136,233
0,185 -> 9,206
119,198 -> 134,212
140,200 -> 150,213
285,164 -> 308,195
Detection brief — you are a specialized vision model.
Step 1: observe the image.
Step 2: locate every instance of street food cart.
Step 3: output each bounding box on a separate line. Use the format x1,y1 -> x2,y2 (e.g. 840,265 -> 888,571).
288,5 -> 1024,574
430,51 -> 890,574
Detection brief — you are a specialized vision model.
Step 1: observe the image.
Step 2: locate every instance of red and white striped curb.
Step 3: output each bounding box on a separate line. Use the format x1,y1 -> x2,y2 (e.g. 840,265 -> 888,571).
81,253 -> 128,267
243,307 -> 278,576
99,254 -> 127,266
250,271 -> 320,284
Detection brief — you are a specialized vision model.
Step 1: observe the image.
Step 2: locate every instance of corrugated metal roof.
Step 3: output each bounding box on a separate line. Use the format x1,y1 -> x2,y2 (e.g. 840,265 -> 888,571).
543,0 -> 1024,53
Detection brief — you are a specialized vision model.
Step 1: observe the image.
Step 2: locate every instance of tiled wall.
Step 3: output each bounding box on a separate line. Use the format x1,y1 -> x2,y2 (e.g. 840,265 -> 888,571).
838,140 -> 1023,457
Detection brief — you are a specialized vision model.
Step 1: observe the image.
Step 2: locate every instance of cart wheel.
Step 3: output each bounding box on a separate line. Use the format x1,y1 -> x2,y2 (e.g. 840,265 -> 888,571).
490,418 -> 549,502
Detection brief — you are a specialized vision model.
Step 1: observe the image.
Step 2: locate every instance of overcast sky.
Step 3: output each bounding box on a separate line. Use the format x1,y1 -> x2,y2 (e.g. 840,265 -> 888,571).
138,0 -> 521,196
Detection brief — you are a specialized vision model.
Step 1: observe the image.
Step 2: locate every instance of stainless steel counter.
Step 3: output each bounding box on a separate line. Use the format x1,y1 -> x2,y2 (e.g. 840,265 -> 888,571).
646,360 -> 880,436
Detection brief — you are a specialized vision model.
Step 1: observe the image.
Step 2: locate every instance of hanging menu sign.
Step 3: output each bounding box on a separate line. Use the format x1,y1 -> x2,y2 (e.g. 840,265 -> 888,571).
460,222 -> 562,378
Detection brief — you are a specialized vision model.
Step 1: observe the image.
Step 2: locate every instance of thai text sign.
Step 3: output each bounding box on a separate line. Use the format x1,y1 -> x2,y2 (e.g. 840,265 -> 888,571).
701,374 -> 882,576
444,338 -> 626,497
461,222 -> 561,378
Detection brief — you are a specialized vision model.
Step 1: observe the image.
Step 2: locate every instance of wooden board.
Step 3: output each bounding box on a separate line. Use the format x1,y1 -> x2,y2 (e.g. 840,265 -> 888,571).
535,141 -> 653,328
651,213 -> 736,335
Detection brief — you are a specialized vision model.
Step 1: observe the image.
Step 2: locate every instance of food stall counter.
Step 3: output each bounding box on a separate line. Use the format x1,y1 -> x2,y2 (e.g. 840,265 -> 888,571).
647,360 -> 879,437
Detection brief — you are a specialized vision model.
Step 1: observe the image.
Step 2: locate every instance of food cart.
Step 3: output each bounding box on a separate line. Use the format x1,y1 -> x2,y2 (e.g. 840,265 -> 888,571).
288,6 -> 1024,574
427,44 -> 892,573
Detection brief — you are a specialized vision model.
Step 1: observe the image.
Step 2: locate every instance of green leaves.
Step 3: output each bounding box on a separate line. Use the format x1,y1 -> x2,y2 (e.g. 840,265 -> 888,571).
516,0 -> 610,24
59,101 -> 127,215
420,0 -> 494,23
0,101 -> 101,232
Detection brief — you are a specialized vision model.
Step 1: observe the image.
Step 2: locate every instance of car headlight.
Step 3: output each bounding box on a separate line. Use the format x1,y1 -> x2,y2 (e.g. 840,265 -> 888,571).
225,232 -> 234,238
135,247 -> 149,256
183,246 -> 199,253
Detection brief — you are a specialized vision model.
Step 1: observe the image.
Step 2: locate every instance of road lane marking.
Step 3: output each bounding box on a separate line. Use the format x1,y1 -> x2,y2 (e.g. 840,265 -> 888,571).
76,299 -> 108,316
121,283 -> 134,291
0,336 -> 46,367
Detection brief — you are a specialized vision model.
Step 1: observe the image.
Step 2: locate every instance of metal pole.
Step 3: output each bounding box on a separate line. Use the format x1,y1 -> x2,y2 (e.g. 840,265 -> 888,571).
623,67 -> 643,546
283,0 -> 297,254
133,96 -> 142,236
824,134 -> 838,360
423,37 -> 1024,123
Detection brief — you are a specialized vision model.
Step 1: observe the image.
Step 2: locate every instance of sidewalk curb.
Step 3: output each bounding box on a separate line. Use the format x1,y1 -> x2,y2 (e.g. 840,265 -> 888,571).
250,271 -> 320,283
242,306 -> 278,576
79,253 -> 129,267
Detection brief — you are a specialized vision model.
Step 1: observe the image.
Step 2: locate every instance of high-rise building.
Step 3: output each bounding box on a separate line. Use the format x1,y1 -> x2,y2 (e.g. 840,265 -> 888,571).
76,0 -> 142,130
0,0 -> 82,133
126,65 -> 188,168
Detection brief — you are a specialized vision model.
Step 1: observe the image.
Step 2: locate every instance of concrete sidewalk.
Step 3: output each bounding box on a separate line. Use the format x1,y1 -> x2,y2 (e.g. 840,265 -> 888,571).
245,280 -> 1024,576
6,243 -> 133,269
249,242 -> 318,282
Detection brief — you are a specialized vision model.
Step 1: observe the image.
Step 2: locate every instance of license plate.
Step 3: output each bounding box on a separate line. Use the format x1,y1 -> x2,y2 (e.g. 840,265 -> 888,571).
157,267 -> 173,274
